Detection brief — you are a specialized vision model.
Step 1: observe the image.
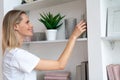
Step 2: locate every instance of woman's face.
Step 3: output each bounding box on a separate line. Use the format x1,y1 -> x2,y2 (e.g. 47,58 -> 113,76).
14,13 -> 33,38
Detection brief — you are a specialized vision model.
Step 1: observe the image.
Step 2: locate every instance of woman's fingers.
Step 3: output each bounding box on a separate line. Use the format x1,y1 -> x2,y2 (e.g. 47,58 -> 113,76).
77,21 -> 86,28
76,21 -> 87,36
71,20 -> 87,39
77,20 -> 86,26
77,21 -> 87,32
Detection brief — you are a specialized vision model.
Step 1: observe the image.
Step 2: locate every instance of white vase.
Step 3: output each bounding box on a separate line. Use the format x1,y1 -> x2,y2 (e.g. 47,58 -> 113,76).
45,30 -> 57,40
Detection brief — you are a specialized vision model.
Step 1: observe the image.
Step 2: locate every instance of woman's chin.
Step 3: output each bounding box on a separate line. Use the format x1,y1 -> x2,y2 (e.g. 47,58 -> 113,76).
28,34 -> 33,37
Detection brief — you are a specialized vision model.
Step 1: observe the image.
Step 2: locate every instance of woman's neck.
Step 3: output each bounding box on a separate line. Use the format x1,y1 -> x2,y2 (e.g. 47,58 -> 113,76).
15,32 -> 25,47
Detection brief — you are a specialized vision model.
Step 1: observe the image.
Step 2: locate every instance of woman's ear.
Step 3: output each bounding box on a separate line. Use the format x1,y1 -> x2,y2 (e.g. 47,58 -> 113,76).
14,24 -> 19,31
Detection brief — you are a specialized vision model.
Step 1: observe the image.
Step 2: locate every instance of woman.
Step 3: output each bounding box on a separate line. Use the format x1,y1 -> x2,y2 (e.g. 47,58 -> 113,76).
2,10 -> 86,80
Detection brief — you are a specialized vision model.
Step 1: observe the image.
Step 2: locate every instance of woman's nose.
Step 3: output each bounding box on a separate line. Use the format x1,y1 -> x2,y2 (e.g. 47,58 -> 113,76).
29,23 -> 33,28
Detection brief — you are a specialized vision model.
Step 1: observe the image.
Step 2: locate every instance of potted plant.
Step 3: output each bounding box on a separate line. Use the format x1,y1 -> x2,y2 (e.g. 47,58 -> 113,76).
38,12 -> 65,40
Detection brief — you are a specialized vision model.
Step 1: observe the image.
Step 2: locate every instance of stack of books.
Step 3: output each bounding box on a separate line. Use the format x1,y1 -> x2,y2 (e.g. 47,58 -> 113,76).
76,61 -> 89,80
106,64 -> 120,80
44,71 -> 71,80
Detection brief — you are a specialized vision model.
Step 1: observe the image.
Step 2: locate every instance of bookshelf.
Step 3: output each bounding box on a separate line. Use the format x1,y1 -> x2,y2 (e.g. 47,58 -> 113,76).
15,0 -> 88,80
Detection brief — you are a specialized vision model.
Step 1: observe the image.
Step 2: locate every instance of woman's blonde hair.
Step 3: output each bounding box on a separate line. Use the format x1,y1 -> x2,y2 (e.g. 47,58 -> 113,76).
2,10 -> 26,53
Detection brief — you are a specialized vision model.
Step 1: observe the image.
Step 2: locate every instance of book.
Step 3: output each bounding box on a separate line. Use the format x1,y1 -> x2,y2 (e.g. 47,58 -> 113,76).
76,65 -> 82,80
112,64 -> 120,80
44,76 -> 69,80
44,71 -> 70,80
44,71 -> 70,77
86,62 -> 89,80
76,61 -> 88,80
106,64 -> 120,80
81,61 -> 88,80
106,64 -> 115,80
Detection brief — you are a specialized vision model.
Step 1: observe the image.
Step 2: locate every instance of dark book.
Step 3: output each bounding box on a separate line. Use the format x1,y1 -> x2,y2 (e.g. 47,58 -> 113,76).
86,62 -> 89,80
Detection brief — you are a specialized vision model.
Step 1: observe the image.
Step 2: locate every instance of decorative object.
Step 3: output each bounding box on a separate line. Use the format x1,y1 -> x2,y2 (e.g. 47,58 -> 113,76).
65,18 -> 77,39
38,12 -> 65,40
45,30 -> 57,41
21,0 -> 26,4
31,32 -> 46,41
107,6 -> 120,37
21,0 -> 34,4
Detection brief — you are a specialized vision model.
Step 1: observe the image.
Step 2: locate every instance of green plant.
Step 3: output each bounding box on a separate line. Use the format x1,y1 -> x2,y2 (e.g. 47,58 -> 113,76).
38,12 -> 65,29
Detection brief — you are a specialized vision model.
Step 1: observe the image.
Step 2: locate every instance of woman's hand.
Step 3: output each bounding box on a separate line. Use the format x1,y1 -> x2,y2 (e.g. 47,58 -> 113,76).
71,20 -> 87,39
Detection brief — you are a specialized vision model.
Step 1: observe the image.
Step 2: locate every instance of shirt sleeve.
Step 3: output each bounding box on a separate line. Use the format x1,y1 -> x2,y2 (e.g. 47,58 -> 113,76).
13,49 -> 40,73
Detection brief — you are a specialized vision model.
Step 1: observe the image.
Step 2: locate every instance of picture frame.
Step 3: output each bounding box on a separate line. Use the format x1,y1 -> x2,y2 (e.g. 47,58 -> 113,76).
107,6 -> 120,37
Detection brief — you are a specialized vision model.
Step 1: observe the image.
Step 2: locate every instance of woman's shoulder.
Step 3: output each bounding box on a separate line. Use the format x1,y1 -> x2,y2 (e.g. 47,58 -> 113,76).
9,48 -> 27,53
8,48 -> 31,57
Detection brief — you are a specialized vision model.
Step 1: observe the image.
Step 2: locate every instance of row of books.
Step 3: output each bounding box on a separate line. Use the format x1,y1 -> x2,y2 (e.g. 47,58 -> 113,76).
106,64 -> 120,80
44,71 -> 71,80
76,61 -> 89,80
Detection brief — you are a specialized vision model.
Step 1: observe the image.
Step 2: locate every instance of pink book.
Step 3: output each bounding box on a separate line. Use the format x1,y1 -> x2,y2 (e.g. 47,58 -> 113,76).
44,76 -> 69,80
112,64 -> 120,80
45,71 -> 70,77
106,64 -> 115,80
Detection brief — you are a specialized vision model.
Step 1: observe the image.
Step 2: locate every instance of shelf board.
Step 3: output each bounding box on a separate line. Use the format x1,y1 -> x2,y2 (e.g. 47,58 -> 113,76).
14,0 -> 78,11
101,36 -> 120,41
101,36 -> 120,49
23,38 -> 87,44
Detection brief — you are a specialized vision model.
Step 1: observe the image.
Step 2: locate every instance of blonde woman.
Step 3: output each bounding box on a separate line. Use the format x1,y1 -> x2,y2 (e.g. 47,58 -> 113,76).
2,10 -> 86,80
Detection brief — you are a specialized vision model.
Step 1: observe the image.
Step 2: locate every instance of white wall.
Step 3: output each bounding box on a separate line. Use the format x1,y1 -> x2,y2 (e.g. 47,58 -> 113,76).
3,0 -> 21,15
0,0 -> 4,79
0,0 -> 21,80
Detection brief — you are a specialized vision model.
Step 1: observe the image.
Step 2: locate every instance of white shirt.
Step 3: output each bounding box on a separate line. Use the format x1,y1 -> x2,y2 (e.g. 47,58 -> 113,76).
2,48 -> 40,80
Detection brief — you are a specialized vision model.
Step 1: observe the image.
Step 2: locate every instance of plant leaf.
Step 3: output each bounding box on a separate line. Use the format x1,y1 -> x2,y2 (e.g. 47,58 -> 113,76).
38,12 -> 65,29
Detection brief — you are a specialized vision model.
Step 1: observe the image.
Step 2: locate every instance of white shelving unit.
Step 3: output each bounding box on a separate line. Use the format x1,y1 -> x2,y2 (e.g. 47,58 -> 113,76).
101,36 -> 120,41
14,0 -> 78,11
102,36 -> 120,49
14,0 -> 88,80
14,0 -> 87,43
